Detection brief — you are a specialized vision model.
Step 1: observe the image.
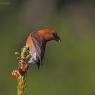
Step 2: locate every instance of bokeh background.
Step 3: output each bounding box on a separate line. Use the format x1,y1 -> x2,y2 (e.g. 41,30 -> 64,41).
0,0 -> 95,95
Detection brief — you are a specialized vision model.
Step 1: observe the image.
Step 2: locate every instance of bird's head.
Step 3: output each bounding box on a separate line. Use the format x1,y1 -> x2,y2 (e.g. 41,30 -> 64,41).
36,28 -> 61,42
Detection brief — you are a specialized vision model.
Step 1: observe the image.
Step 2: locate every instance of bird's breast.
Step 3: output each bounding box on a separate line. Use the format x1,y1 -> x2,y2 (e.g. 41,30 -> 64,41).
28,47 -> 38,64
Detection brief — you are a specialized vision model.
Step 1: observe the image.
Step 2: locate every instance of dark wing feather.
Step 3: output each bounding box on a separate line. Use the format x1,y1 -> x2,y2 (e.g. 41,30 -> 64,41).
31,33 -> 46,68
32,36 -> 42,62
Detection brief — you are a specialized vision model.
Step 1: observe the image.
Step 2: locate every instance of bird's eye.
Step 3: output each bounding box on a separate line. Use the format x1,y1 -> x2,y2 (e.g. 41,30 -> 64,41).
53,32 -> 57,37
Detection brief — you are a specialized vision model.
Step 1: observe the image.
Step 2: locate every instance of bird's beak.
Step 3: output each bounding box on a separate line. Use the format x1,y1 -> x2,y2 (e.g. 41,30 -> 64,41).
53,33 -> 61,42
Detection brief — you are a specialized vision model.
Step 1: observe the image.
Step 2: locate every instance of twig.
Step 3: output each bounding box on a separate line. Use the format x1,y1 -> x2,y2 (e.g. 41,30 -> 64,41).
11,46 -> 31,95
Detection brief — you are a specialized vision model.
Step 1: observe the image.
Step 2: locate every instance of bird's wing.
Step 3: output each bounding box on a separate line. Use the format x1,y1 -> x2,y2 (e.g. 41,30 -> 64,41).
31,33 -> 42,64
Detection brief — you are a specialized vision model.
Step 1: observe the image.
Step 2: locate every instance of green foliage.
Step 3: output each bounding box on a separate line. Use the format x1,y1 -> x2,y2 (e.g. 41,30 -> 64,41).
14,51 -> 20,56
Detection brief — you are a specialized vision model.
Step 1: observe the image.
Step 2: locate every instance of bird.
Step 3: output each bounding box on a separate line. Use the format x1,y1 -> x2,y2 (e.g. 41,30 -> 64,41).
25,28 -> 61,69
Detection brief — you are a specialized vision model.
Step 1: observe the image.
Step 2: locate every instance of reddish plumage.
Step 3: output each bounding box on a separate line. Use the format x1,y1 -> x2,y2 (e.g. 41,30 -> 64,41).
26,28 -> 60,68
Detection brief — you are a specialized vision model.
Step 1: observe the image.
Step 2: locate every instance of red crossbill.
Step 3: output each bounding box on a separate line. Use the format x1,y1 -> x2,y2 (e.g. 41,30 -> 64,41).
26,28 -> 60,69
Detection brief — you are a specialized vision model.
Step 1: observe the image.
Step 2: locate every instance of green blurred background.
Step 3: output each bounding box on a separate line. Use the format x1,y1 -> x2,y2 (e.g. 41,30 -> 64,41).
0,0 -> 95,95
